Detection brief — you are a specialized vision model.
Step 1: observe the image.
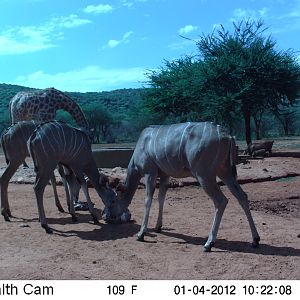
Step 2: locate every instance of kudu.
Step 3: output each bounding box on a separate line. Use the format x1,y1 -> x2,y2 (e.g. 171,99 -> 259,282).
114,122 -> 260,252
28,121 -> 121,234
0,121 -> 68,221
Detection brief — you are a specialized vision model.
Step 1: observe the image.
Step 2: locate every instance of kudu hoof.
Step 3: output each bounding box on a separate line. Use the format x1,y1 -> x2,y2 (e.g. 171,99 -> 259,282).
71,215 -> 78,222
4,215 -> 11,222
6,209 -> 12,217
252,237 -> 260,248
92,216 -> 99,224
1,211 -> 11,222
42,225 -> 53,234
136,234 -> 145,242
155,226 -> 162,233
203,242 -> 215,252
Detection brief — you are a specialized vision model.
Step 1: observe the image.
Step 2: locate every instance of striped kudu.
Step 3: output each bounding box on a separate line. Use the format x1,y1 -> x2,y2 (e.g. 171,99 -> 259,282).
0,121 -> 69,221
28,121 -> 120,234
113,122 -> 260,252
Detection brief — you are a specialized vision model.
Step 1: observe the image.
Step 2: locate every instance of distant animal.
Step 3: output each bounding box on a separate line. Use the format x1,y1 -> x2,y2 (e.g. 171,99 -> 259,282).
112,122 -> 260,252
245,140 -> 274,157
28,121 -> 121,234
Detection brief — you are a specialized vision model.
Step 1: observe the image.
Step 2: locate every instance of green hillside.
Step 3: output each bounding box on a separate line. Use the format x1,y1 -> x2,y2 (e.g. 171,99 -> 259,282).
0,83 -> 145,142
0,83 -> 143,115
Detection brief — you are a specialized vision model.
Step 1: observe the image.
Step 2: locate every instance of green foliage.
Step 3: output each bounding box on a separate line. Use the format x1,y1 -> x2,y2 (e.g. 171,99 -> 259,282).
83,103 -> 114,143
143,19 -> 300,142
0,84 -> 144,143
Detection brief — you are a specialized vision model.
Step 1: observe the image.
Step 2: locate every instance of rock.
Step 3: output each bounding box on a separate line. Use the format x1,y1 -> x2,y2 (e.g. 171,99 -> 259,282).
112,167 -> 122,173
17,177 -> 24,183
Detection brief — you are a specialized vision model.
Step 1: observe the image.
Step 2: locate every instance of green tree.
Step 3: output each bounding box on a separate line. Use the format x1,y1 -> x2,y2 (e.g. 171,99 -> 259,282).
197,19 -> 300,144
143,20 -> 300,143
144,57 -> 206,123
83,103 -> 114,143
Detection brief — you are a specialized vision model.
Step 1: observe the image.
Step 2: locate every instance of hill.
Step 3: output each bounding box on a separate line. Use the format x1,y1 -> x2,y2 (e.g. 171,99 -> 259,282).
0,83 -> 143,116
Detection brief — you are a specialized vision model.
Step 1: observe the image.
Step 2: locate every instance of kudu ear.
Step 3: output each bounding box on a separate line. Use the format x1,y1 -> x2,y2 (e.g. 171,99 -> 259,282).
116,182 -> 126,193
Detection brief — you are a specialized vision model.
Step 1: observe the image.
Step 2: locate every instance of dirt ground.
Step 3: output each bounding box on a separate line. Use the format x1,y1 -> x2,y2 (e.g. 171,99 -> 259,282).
0,153 -> 299,280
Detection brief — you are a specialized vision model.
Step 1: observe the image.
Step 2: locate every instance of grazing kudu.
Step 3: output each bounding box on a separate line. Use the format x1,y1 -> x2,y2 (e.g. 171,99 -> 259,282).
28,121 -> 119,234
114,122 -> 260,252
0,121 -> 67,221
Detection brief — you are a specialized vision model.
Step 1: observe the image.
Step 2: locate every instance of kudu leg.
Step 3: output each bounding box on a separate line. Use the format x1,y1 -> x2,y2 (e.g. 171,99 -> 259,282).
64,173 -> 78,222
137,173 -> 157,241
50,173 -> 64,213
155,175 -> 169,233
221,176 -> 260,247
57,165 -> 71,211
197,176 -> 228,252
76,173 -> 99,224
0,162 -> 21,221
34,174 -> 53,234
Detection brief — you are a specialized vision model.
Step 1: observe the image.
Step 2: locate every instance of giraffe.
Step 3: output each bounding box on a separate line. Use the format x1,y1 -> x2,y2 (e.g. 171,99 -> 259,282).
9,87 -> 89,130
8,87 -> 91,207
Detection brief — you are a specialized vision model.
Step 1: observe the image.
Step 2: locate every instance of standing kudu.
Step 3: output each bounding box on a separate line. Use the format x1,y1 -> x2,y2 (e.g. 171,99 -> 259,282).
113,122 -> 260,252
0,121 -> 67,221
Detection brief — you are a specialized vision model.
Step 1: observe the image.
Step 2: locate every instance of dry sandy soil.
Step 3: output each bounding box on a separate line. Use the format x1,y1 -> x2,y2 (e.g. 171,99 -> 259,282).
0,153 -> 299,280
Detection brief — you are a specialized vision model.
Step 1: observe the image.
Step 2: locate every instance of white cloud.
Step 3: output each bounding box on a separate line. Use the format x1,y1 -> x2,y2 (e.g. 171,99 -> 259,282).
0,14 -> 91,55
122,1 -> 134,8
108,39 -> 121,48
229,7 -> 269,23
83,4 -> 114,14
104,31 -> 134,48
10,65 -> 146,92
178,25 -> 198,35
121,0 -> 148,8
54,14 -> 92,28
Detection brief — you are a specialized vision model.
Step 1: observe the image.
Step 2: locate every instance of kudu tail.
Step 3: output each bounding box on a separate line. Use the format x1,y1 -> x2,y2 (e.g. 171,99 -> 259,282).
27,130 -> 39,173
1,130 -> 9,165
229,137 -> 238,178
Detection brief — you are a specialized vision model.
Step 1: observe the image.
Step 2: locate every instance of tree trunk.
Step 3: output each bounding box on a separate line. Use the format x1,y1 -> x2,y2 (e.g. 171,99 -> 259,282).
254,121 -> 261,140
283,121 -> 289,136
244,110 -> 252,145
253,115 -> 262,140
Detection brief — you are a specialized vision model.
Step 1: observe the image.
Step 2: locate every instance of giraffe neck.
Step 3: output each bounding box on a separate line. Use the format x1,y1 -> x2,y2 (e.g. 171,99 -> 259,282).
53,90 -> 89,129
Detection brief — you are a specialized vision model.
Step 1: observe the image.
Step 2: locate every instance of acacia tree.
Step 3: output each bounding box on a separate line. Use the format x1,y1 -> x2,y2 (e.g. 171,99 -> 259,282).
144,57 -> 206,122
83,103 -> 114,143
196,20 -> 300,144
143,20 -> 300,144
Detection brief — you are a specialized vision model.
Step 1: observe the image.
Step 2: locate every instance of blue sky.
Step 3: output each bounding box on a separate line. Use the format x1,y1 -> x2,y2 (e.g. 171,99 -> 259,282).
0,0 -> 300,92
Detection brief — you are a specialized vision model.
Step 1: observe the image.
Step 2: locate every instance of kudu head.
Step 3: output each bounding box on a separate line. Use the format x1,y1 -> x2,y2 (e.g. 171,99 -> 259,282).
100,177 -> 131,223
